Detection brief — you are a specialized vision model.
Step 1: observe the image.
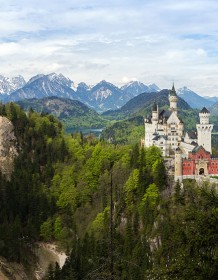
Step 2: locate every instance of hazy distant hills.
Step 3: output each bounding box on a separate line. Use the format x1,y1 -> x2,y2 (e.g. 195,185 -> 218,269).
16,96 -> 107,129
204,96 -> 218,103
209,101 -> 218,116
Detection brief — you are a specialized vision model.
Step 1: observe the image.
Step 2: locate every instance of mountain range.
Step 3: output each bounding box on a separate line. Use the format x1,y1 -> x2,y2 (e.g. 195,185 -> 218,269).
177,87 -> 214,109
0,73 -> 218,112
0,73 -> 159,112
0,75 -> 26,95
102,89 -> 191,119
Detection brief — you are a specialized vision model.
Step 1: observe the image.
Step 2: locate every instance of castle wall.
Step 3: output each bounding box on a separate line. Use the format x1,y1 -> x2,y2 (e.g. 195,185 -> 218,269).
181,148 -> 218,178
182,159 -> 195,176
208,159 -> 218,175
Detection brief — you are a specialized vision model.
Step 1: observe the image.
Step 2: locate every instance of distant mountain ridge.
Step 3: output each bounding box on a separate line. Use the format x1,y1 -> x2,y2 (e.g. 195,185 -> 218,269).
0,73 -> 217,111
103,89 -> 191,119
177,86 -> 214,109
0,75 -> 26,97
209,101 -> 218,116
8,73 -> 78,102
120,81 -> 159,100
0,73 -> 160,111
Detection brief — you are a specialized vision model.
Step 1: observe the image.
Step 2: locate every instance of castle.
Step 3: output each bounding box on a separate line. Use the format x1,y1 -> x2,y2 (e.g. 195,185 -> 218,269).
144,85 -> 218,181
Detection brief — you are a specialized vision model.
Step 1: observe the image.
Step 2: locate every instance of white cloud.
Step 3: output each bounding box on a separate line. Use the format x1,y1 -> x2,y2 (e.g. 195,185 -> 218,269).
0,0 -> 218,95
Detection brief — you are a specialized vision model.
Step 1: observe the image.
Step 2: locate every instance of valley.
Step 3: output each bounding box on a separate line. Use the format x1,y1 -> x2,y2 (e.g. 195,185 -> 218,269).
0,76 -> 217,280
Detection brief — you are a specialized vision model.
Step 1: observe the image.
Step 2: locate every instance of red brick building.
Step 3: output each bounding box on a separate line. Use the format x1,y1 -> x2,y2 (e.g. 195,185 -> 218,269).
182,146 -> 218,177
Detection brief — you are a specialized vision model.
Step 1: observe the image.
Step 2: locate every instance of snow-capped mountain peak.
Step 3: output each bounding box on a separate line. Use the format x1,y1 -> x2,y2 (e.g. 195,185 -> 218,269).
0,75 -> 26,95
120,81 -> 159,101
177,86 -> 214,109
177,86 -> 191,95
148,83 -> 160,92
27,74 -> 45,85
0,72 -> 164,112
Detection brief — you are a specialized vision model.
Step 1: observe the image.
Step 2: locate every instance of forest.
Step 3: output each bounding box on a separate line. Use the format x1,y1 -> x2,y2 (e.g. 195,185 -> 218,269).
0,103 -> 217,280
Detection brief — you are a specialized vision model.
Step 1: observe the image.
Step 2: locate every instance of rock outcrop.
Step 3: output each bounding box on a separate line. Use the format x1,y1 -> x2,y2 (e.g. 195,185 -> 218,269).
0,116 -> 18,179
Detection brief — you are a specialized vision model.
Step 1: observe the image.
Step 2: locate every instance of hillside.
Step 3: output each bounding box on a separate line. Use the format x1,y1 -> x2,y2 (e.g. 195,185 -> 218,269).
101,90 -> 199,144
0,103 -> 69,278
210,101 -> 218,116
101,116 -> 144,144
102,89 -> 191,119
16,97 -> 107,129
0,104 -> 217,280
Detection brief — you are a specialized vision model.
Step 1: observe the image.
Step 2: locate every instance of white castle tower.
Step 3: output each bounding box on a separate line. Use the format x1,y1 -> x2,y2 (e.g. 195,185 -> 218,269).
152,101 -> 158,128
169,83 -> 178,114
196,107 -> 213,153
174,147 -> 183,181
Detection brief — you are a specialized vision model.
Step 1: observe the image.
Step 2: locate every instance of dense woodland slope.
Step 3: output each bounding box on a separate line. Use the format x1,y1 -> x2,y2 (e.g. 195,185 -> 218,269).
0,104 -> 217,279
16,97 -> 108,129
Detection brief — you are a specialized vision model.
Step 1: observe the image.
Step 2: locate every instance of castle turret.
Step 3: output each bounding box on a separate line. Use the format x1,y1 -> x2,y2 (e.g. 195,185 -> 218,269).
169,84 -> 178,114
174,147 -> 183,181
196,107 -> 213,153
152,102 -> 158,126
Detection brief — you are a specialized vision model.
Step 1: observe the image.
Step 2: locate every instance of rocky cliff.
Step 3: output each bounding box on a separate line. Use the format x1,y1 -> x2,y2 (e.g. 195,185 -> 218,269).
0,116 -> 18,179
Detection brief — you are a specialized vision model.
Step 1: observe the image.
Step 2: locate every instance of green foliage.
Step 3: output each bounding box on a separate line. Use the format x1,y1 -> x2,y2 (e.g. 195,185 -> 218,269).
88,207 -> 110,237
40,218 -> 53,241
149,180 -> 218,279
16,97 -> 108,130
0,103 -> 68,262
140,183 -> 159,209
101,116 -> 144,144
0,102 -> 216,280
124,169 -> 139,210
101,90 -> 200,144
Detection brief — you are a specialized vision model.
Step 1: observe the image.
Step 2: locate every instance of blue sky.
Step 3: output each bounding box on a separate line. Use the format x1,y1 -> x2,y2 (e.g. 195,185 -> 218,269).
0,0 -> 218,96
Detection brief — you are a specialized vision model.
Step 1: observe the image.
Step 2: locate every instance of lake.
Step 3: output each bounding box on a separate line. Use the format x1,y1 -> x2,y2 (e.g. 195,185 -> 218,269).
66,128 -> 104,138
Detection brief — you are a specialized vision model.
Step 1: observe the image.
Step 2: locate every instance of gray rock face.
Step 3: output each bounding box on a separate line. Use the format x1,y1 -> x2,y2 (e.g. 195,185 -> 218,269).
0,116 -> 18,179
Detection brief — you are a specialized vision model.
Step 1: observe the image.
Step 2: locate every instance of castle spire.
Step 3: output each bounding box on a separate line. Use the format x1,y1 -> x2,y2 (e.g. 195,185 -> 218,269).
169,83 -> 178,113
152,101 -> 157,111
169,83 -> 177,97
